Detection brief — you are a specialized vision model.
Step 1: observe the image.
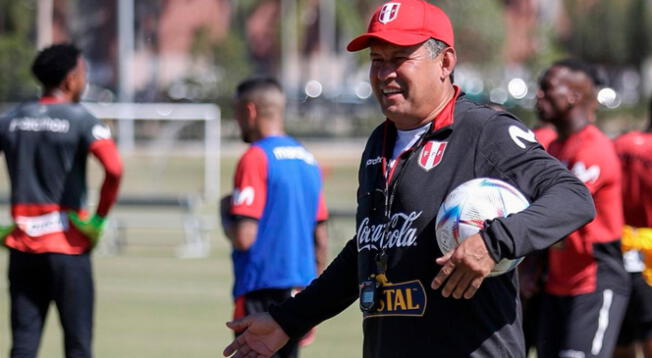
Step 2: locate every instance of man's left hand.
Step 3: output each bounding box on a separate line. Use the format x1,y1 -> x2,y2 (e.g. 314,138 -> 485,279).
431,233 -> 496,299
68,212 -> 106,248
0,224 -> 15,247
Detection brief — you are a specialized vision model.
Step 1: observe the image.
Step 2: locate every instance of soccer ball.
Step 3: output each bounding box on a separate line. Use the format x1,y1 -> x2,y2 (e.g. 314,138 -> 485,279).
435,178 -> 529,276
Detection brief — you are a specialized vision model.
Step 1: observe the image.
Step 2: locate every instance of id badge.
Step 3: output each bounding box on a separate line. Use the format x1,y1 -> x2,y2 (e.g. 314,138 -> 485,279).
359,278 -> 381,312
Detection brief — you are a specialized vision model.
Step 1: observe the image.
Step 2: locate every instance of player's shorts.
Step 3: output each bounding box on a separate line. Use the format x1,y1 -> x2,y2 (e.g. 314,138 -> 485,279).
537,288 -> 629,358
617,272 -> 652,346
233,288 -> 299,358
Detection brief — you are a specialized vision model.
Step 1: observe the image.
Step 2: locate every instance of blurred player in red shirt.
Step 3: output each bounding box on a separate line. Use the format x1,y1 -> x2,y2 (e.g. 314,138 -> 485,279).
613,98 -> 652,358
535,59 -> 629,358
0,43 -> 122,358
533,123 -> 557,150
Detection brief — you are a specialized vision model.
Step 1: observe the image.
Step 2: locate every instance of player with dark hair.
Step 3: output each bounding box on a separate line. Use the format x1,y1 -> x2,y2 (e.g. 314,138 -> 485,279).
0,43 -> 123,358
613,98 -> 652,358
535,59 -> 629,358
31,44 -> 83,95
222,1 -> 594,357
220,77 -> 329,358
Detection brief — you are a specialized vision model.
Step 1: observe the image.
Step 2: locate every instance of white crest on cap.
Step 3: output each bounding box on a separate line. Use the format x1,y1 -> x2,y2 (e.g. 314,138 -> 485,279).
378,3 -> 401,24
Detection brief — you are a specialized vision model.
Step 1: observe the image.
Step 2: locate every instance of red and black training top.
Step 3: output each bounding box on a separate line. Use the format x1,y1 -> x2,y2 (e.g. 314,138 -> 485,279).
546,124 -> 628,296
0,98 -> 122,254
614,130 -> 652,228
268,93 -> 595,358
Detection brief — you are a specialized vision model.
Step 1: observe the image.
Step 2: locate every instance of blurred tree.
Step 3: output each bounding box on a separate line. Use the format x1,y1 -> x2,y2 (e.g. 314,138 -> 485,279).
438,1 -> 505,67
0,0 -> 38,102
184,24 -> 252,118
337,0 -> 373,64
562,0 -> 651,67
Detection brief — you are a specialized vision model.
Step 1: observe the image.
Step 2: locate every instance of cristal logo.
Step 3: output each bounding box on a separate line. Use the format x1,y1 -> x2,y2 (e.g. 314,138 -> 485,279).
357,211 -> 422,251
364,280 -> 426,318
378,3 -> 400,24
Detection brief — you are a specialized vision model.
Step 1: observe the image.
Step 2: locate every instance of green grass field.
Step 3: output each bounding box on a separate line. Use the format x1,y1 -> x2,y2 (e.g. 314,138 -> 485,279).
0,140 -> 366,357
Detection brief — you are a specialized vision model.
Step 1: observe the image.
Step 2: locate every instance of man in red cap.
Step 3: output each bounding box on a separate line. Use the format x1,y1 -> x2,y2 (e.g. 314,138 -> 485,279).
222,1 -> 594,357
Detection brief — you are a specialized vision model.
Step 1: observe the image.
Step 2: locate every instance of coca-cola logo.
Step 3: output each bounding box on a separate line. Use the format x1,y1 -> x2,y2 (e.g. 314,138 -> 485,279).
357,211 -> 422,251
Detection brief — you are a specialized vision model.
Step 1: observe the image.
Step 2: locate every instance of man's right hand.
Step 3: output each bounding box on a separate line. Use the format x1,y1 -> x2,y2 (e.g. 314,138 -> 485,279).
223,313 -> 289,358
220,195 -> 235,238
431,233 -> 496,299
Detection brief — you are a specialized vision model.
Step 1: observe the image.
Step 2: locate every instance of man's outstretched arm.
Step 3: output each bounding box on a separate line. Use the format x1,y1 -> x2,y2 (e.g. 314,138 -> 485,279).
223,313 -> 288,358
223,237 -> 359,357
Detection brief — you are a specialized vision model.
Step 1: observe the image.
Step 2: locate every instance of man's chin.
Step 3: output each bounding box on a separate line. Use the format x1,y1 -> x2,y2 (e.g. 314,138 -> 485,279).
381,106 -> 403,119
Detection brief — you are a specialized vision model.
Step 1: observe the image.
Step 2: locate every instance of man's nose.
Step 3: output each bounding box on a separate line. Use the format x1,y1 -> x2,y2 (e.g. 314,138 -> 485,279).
376,63 -> 397,81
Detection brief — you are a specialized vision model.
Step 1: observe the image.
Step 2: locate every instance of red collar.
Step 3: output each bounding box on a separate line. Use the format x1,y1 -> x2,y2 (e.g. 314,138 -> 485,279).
431,84 -> 461,132
380,85 -> 460,183
39,96 -> 69,104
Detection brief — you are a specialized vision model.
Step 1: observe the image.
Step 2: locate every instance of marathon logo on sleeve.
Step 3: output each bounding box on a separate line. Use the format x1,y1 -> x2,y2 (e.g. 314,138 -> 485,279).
272,146 -> 316,165
92,124 -> 112,140
571,161 -> 600,184
232,186 -> 255,207
364,280 -> 427,318
9,117 -> 70,133
509,125 -> 537,149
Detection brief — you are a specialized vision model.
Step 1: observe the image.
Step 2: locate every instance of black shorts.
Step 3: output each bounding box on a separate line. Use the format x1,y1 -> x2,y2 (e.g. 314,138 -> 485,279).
617,272 -> 652,346
537,288 -> 629,358
234,288 -> 299,358
8,249 -> 94,358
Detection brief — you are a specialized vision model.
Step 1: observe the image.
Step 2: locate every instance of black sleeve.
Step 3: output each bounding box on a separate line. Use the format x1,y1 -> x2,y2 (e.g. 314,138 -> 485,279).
474,114 -> 595,260
269,237 -> 359,339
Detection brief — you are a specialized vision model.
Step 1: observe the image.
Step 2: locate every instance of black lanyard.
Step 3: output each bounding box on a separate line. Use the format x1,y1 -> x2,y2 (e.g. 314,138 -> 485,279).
373,124 -> 431,281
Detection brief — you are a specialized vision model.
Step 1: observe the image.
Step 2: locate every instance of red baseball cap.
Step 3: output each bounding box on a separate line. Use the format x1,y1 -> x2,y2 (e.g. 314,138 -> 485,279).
346,0 -> 454,52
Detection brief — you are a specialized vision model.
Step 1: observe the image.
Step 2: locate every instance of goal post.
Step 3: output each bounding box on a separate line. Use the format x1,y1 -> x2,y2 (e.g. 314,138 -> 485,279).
82,102 -> 221,258
82,102 -> 221,202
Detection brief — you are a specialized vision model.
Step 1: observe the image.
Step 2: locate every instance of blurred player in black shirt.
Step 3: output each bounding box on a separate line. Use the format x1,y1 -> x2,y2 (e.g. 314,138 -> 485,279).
0,43 -> 123,358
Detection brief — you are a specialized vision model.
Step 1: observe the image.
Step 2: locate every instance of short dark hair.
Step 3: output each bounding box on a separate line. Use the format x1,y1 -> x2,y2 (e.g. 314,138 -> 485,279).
235,77 -> 283,100
552,58 -> 602,87
31,43 -> 82,88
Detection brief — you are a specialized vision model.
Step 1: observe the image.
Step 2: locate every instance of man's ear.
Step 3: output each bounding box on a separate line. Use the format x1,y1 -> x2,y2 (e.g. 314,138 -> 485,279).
245,102 -> 258,125
61,71 -> 75,93
440,47 -> 457,81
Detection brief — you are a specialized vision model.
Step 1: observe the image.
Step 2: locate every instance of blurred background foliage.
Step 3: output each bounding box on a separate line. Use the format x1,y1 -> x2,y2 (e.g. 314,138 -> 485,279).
563,0 -> 651,67
440,1 -> 506,67
0,0 -> 38,101
0,0 -> 651,134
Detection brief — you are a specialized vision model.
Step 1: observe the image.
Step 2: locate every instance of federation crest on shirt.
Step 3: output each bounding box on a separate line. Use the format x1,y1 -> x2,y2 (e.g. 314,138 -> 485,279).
418,141 -> 447,171
378,3 -> 400,24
